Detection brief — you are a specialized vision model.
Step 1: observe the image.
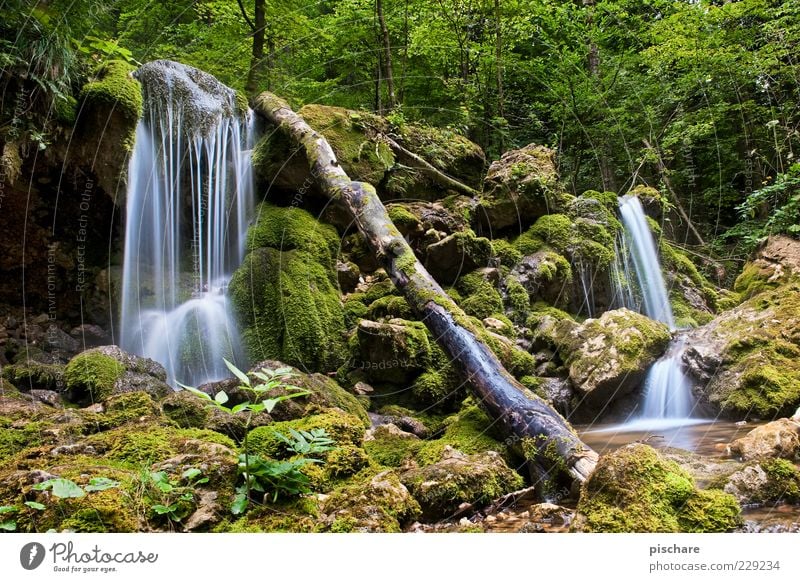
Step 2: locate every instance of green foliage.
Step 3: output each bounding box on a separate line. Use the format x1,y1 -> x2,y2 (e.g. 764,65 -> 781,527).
145,468 -> 208,524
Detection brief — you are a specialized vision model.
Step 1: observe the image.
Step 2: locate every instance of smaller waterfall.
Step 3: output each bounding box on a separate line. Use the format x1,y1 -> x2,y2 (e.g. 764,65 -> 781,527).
618,196 -> 675,329
617,195 -> 698,425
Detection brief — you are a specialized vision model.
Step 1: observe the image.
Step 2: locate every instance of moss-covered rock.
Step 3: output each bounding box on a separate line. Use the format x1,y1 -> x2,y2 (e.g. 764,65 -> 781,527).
683,282 -> 800,419
63,346 -> 170,404
476,144 -> 569,232
1,360 -> 64,391
554,308 -> 671,410
400,447 -> 524,519
231,204 -> 347,372
424,230 -> 493,285
455,270 -> 504,320
364,424 -> 424,467
352,319 -> 431,385
416,405 -> 507,466
722,459 -> 800,505
573,444 -> 741,532
247,409 -> 366,460
732,236 -> 800,302
509,250 -> 573,309
320,469 -> 421,532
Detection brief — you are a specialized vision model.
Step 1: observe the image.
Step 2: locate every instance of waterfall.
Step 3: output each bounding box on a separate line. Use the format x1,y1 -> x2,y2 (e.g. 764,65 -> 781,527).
618,196 -> 675,329
119,60 -> 255,387
617,195 -> 697,424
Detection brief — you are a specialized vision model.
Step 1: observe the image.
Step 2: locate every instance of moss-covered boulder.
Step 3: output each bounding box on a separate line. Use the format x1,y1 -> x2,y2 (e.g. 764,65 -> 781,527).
555,309 -> 671,410
573,444 -> 741,532
476,144 -> 569,232
424,230 -> 493,285
509,251 -> 573,309
254,104 -> 484,201
320,469 -> 421,532
230,204 -> 347,372
63,346 -> 170,404
400,447 -> 524,519
353,319 -> 431,385
726,418 -> 800,461
1,360 -> 64,392
733,235 -> 800,301
71,60 -> 142,201
722,459 -> 800,505
682,282 -> 800,419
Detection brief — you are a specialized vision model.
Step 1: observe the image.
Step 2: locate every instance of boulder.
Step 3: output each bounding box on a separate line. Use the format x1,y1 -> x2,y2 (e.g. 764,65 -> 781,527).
63,346 -> 170,404
353,319 -> 431,385
510,251 -> 573,308
726,418 -> 800,461
423,231 -> 493,285
723,459 -> 800,505
555,309 -> 671,410
475,144 -> 567,232
400,446 -> 524,519
573,444 -> 741,532
733,235 -> 800,300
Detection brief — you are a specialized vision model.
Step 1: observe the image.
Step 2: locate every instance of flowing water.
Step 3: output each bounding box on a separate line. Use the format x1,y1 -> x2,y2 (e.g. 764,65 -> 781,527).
615,195 -> 698,427
119,60 -> 256,387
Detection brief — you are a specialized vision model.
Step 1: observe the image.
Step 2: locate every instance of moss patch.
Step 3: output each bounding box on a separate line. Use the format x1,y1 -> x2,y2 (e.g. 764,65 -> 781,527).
64,352 -> 125,403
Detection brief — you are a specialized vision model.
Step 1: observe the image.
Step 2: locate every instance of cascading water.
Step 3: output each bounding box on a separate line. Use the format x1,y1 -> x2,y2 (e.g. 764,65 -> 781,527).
119,60 -> 255,387
617,195 -> 699,426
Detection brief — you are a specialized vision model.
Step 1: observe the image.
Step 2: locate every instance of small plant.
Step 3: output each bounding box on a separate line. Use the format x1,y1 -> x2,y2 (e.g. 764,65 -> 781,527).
0,505 -> 18,532
182,359 -> 318,514
146,468 -> 208,524
32,477 -> 120,499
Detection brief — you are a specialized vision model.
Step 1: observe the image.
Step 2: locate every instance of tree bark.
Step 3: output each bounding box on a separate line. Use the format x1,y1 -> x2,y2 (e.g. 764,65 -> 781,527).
376,0 -> 396,110
253,92 -> 599,486
246,0 -> 267,93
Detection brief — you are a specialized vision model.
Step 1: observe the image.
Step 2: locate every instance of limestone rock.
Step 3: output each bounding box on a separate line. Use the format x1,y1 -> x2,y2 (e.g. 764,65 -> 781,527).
726,418 -> 800,461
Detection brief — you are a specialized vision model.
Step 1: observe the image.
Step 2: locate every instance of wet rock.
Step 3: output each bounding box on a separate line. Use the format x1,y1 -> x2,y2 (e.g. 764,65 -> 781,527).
424,231 -> 493,285
733,235 -> 800,300
336,261 -> 361,293
510,251 -> 573,307
726,418 -> 800,461
527,502 -> 574,527
555,308 -> 671,410
659,448 -> 742,489
45,325 -> 80,354
537,377 -> 573,415
69,324 -> 112,348
400,446 -> 524,520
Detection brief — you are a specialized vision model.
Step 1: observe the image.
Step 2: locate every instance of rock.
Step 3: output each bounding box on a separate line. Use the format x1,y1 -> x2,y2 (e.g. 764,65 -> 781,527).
476,144 -> 566,232
27,389 -> 65,407
353,319 -> 431,385
424,231 -> 493,285
365,422 -> 420,441
510,251 -> 573,307
63,345 -> 170,403
400,447 -> 524,519
184,490 -> 222,532
659,448 -> 742,489
321,470 -> 421,532
527,502 -> 574,527
353,381 -> 374,395
69,324 -> 112,348
336,261 -> 361,293
1,360 -> 65,391
733,235 -> 800,300
44,325 -> 80,353
726,418 -> 800,461
538,377 -> 573,415
555,308 -> 671,410
723,459 -> 800,505
573,443 -> 741,533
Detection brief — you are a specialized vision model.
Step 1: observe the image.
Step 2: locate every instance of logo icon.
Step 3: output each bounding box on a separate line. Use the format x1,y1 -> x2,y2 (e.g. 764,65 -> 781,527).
20,542 -> 46,570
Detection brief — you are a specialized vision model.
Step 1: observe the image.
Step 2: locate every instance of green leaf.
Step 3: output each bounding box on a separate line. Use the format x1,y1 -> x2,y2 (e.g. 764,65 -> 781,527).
151,504 -> 175,515
230,492 -> 249,515
263,398 -> 278,413
215,391 -> 229,405
0,520 -> 17,531
178,383 -> 212,401
24,501 -> 46,511
0,506 -> 17,514
85,477 -> 120,492
182,468 -> 203,481
231,402 -> 251,414
48,479 -> 85,499
224,359 -> 251,386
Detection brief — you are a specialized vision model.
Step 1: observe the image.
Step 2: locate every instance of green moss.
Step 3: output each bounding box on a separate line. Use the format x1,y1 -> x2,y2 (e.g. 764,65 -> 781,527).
455,271 -> 503,320
733,262 -> 783,300
247,409 -> 365,460
231,246 -> 346,372
670,290 -> 714,329
364,279 -> 396,303
387,205 -> 420,231
234,90 -> 249,115
1,361 -> 64,391
80,60 -> 142,149
367,295 -> 413,320
514,213 -> 614,268
581,190 -> 619,210
81,391 -> 161,432
416,406 -> 506,466
761,459 -> 800,503
491,239 -> 522,267
411,370 -> 455,408
64,352 -> 125,402
246,203 -> 340,264
343,296 -> 369,328
364,434 -> 424,467
215,497 -> 320,532
575,444 -> 740,532
479,331 -> 536,378
660,241 -> 706,289
325,445 -> 370,478
0,421 -> 48,462
161,391 -> 210,428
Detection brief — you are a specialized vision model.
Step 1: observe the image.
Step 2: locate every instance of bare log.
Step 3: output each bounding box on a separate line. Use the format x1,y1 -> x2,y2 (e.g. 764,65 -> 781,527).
253,92 -> 598,485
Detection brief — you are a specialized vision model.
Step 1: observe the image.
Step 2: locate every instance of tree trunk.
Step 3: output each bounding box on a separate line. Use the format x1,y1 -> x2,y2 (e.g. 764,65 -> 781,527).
377,0 -> 396,110
494,0 -> 505,154
246,0 -> 267,93
253,92 -> 599,486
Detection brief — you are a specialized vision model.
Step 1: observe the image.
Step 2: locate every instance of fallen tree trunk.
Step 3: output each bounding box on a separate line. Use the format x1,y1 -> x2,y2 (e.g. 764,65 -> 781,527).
253,92 -> 598,486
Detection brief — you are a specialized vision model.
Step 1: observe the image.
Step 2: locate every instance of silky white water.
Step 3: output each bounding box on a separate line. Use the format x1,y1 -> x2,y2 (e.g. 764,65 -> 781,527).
617,195 -> 696,425
119,60 -> 255,387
